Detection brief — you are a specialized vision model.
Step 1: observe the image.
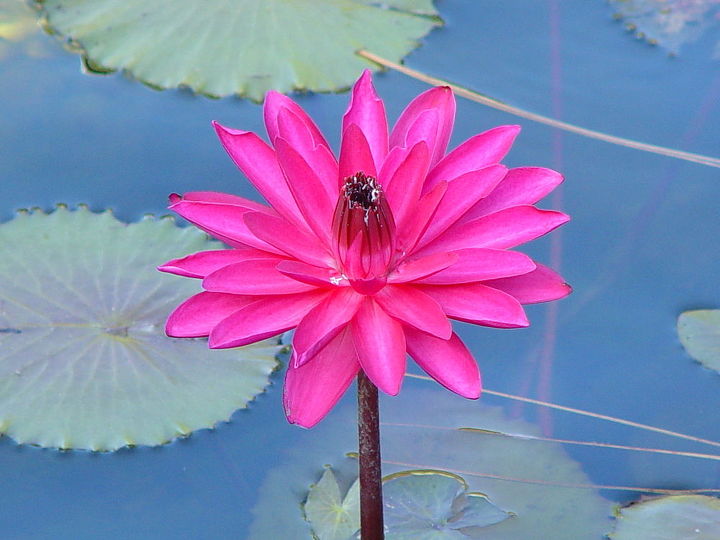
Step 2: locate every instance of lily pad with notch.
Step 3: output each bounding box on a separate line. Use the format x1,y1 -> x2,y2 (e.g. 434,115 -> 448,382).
0,206 -> 280,451
35,0 -> 442,101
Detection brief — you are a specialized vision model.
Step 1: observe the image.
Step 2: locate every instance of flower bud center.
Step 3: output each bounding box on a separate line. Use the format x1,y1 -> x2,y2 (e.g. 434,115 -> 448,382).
331,172 -> 396,295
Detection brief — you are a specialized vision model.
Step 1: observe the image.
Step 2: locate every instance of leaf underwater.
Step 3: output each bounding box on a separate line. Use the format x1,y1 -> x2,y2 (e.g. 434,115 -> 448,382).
678,309 -> 720,374
610,0 -> 720,58
35,0 -> 442,101
610,494 -> 720,539
0,206 -> 280,451
249,391 -> 611,540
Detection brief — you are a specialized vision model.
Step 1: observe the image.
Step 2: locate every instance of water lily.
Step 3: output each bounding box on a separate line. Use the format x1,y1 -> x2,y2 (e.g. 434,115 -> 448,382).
159,71 -> 570,428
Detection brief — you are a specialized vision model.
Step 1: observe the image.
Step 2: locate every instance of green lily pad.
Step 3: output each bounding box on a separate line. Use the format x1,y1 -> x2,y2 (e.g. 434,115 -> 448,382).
610,0 -> 720,58
249,389 -> 611,539
304,468 -> 510,540
35,0 -> 441,101
610,495 -> 720,539
382,470 -> 511,539
304,467 -> 360,540
0,206 -> 280,451
678,309 -> 720,373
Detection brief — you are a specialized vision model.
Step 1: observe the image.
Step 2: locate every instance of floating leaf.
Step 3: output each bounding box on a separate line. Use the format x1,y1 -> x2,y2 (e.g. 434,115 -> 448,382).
304,467 -> 360,540
0,206 -> 280,451
249,390 -> 611,539
610,0 -> 720,58
678,309 -> 720,373
610,495 -> 720,539
304,467 -> 510,540
382,470 -> 511,539
35,0 -> 442,101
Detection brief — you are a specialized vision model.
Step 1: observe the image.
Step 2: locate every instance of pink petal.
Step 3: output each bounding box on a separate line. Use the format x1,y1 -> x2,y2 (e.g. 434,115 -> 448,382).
284,329 -> 360,428
418,283 -> 529,328
203,259 -> 318,295
378,145 -> 410,190
397,181 -> 447,252
405,328 -> 481,399
390,85 -> 455,167
170,195 -> 281,253
374,285 -> 452,339
484,263 -> 571,304
425,125 -> 521,189
388,252 -> 457,283
414,248 -> 536,285
351,299 -> 406,395
209,290 -> 329,348
418,205 -> 569,254
276,107 -> 338,202
173,191 -> 268,212
244,211 -> 333,267
339,123 -> 377,181
212,122 -> 306,227
158,248 -> 283,279
274,138 -> 335,244
293,288 -> 363,367
419,164 -> 507,244
462,167 -> 564,221
385,141 -> 431,234
276,260 -> 342,287
165,292 -> 255,338
343,70 -> 388,171
263,90 -> 331,150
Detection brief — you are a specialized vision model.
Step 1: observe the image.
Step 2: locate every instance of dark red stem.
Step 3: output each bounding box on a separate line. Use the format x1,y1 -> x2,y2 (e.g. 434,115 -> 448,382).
357,370 -> 384,539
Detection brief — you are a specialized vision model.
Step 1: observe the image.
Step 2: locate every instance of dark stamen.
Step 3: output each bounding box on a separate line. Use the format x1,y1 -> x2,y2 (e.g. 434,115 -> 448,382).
343,172 -> 380,210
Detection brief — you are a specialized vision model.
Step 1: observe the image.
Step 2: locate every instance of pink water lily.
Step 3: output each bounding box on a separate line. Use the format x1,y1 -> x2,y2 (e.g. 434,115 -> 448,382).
159,71 -> 570,428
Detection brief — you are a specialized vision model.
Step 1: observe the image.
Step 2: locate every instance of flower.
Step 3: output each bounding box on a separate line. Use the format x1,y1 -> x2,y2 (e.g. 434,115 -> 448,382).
158,71 -> 570,428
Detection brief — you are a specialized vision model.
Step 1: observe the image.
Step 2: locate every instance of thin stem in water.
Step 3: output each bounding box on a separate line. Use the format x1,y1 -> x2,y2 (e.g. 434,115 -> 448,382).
357,370 -> 384,540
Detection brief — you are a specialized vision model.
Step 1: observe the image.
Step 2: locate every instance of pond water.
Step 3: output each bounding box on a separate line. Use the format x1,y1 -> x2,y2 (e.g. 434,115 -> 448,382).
2,1 -> 720,538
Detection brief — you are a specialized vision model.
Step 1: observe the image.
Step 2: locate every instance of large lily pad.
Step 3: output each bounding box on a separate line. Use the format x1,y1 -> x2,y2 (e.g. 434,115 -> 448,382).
35,0 -> 441,101
610,495 -> 720,539
610,0 -> 720,58
0,206 -> 280,451
678,309 -> 720,373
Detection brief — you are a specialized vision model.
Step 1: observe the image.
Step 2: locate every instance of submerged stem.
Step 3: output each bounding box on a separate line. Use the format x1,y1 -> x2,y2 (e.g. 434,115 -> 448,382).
357,370 -> 384,539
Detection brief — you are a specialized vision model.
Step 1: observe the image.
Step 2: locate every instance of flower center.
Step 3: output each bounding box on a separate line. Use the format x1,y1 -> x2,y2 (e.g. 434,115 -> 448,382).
332,172 -> 396,295
344,172 -> 381,212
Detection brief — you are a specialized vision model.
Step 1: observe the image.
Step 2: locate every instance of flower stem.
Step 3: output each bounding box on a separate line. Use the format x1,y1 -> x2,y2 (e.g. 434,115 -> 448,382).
357,370 -> 384,539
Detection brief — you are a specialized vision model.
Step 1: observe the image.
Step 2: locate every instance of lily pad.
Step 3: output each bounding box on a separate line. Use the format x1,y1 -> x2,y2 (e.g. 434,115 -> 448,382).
610,495 -> 720,539
304,467 -> 511,540
610,0 -> 720,58
382,470 -> 511,539
304,467 -> 360,540
35,0 -> 442,101
678,309 -> 720,373
0,206 -> 280,451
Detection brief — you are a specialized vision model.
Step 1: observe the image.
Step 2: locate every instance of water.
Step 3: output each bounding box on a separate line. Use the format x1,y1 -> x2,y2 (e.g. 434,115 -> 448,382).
2,1 -> 720,538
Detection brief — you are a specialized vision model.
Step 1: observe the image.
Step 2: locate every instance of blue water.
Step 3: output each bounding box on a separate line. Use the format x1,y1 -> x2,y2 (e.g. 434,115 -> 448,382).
2,1 -> 720,538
